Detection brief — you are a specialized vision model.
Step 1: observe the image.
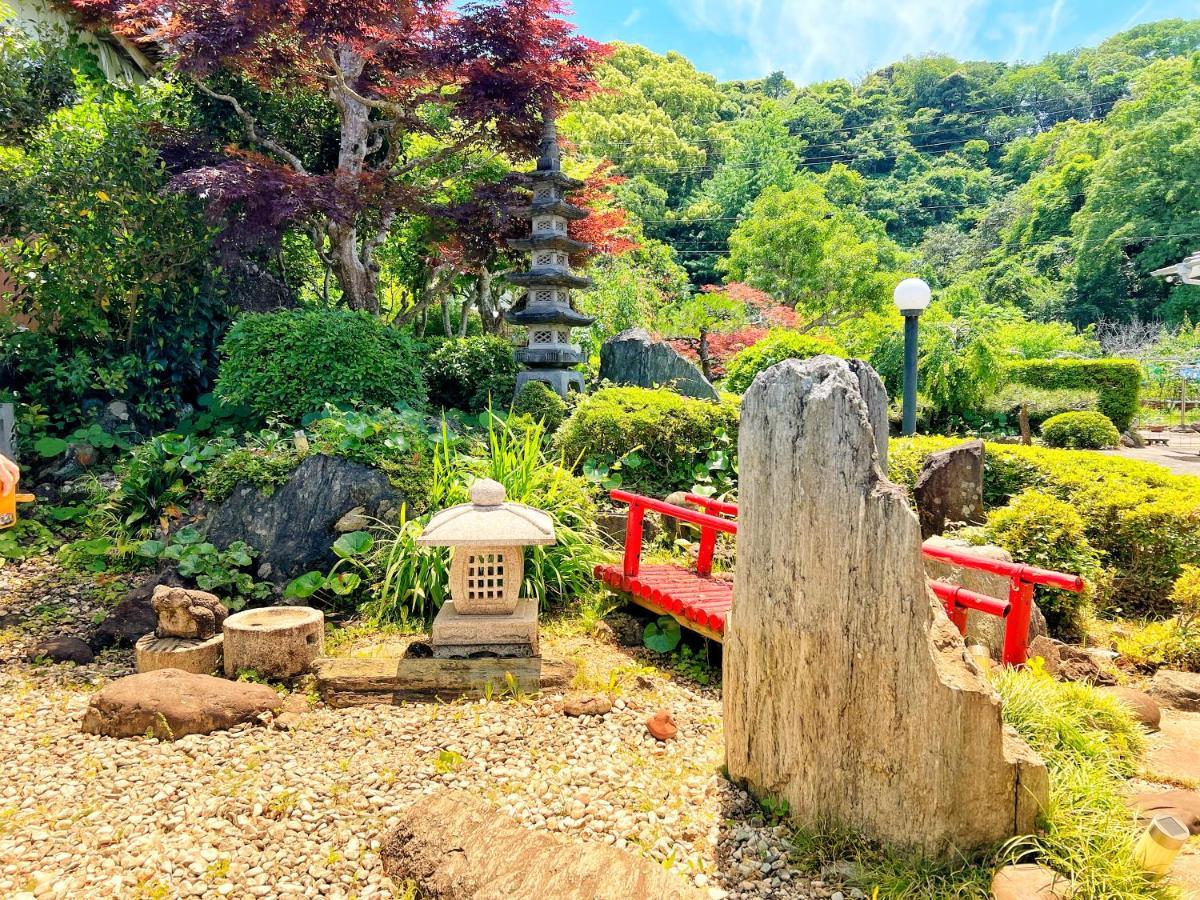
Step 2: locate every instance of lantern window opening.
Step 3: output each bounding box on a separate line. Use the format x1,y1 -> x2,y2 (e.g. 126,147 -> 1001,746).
466,553 -> 506,602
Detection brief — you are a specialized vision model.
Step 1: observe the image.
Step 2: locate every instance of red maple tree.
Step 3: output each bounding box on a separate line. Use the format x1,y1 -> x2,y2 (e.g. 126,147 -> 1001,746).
67,0 -> 608,313
667,283 -> 797,377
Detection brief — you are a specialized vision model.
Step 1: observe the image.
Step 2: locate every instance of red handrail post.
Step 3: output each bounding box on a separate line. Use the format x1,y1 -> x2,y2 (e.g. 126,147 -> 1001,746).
1003,579 -> 1035,667
623,501 -> 644,578
696,527 -> 717,576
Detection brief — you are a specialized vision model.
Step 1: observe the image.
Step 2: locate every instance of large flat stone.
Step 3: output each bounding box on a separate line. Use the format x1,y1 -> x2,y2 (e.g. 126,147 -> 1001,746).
913,439 -> 985,538
1151,669 -> 1200,712
81,669 -> 280,739
431,599 -> 539,658
381,790 -> 704,899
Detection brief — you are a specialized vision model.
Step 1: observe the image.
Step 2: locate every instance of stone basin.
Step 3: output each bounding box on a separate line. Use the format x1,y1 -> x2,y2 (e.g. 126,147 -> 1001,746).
223,606 -> 324,680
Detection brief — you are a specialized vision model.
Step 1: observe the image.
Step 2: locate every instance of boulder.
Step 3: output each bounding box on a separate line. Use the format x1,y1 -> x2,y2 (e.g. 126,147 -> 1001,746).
1133,789 -> 1200,835
152,585 -> 227,640
923,537 -> 1048,661
206,453 -> 404,586
724,357 -> 1047,857
29,635 -> 93,665
80,669 -> 280,739
1150,669 -> 1200,712
1097,686 -> 1161,731
562,695 -> 612,717
381,791 -> 704,899
598,328 -> 718,401
991,864 -> 1074,900
913,440 -> 985,539
91,572 -> 183,651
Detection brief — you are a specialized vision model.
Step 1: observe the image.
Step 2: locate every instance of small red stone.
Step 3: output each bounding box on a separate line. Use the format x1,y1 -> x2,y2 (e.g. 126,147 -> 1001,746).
646,708 -> 677,741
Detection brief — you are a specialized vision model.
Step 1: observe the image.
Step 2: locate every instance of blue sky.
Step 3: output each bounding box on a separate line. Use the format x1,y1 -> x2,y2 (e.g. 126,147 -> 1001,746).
568,0 -> 1200,84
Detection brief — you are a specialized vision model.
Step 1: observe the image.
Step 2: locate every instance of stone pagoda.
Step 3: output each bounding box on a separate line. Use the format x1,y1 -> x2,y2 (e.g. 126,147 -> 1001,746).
505,114 -> 596,397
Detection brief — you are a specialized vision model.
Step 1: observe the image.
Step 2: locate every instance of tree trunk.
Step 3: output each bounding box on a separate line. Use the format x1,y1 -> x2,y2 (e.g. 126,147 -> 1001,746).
458,292 -> 472,338
697,328 -> 712,382
325,49 -> 381,315
1018,404 -> 1032,446
441,295 -> 453,338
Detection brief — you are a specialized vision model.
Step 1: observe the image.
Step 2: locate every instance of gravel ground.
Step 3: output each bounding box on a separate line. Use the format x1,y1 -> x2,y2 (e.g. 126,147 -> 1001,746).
0,556 -> 849,900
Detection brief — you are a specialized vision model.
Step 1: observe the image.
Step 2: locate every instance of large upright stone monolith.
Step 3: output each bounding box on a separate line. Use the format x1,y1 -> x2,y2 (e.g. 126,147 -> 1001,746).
724,357 -> 1046,857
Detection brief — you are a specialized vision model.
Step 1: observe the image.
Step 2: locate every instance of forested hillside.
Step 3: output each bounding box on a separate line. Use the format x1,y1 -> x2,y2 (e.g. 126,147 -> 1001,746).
562,21 -> 1200,333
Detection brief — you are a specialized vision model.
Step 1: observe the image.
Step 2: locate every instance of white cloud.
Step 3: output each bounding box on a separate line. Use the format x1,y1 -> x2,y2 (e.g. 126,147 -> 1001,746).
665,0 -> 1065,82
622,7 -> 645,27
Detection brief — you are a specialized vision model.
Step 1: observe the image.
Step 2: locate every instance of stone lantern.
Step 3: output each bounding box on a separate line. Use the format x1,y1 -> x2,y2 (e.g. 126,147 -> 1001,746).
418,478 -> 556,658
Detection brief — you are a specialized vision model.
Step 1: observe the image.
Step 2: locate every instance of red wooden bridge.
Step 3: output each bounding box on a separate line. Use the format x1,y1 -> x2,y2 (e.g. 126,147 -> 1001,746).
595,490 -> 1084,665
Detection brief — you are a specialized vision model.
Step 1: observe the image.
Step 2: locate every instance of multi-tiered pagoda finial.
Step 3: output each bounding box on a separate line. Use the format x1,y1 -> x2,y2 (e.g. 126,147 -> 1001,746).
504,112 -> 596,398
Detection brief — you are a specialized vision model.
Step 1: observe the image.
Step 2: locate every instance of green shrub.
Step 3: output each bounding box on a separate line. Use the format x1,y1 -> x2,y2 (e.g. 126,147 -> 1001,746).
1041,411 -> 1121,449
201,445 -> 300,504
982,384 -> 1100,429
423,336 -> 520,412
1005,359 -> 1141,432
511,381 -> 568,433
216,309 -> 425,421
891,436 -> 1200,616
1171,565 -> 1200,623
555,386 -> 740,497
1114,619 -> 1200,673
978,490 -> 1104,639
724,330 -> 845,394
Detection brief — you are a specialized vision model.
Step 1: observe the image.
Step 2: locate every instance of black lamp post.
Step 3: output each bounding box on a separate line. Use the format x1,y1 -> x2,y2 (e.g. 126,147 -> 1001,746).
893,278 -> 932,436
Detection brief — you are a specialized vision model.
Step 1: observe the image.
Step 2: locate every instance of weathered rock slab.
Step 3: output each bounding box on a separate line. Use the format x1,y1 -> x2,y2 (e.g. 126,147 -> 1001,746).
724,357 -> 1046,857
80,669 -> 280,739
1133,789 -> 1200,835
206,453 -> 402,585
913,439 -> 985,538
599,328 -> 718,401
381,790 -> 705,899
1150,669 -> 1200,711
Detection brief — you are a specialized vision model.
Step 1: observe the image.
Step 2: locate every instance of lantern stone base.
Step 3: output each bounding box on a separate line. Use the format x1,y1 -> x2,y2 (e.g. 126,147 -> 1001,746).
431,599 -> 539,659
135,633 -> 224,675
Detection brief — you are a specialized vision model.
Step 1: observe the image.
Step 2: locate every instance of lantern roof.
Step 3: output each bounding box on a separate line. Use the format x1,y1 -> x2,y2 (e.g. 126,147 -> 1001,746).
416,479 -> 556,548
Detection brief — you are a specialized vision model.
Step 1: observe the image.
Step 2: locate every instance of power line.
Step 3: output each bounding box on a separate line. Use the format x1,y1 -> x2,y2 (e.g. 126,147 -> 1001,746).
586,96 -> 1117,153
615,104 -> 1116,179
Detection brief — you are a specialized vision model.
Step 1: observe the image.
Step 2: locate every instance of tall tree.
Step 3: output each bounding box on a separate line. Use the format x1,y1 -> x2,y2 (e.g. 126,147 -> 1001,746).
67,0 -> 606,313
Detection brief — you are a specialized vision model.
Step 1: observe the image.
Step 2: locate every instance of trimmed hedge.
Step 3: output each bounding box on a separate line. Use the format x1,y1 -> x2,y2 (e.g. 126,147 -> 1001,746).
555,386 -> 739,496
216,309 -> 425,421
724,331 -> 845,394
891,437 -> 1200,616
1004,359 -> 1141,432
1041,411 -> 1121,449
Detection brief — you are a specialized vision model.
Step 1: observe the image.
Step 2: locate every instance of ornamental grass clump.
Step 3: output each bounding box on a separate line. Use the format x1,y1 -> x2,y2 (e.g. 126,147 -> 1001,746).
788,666 -> 1159,899
359,413 -> 606,623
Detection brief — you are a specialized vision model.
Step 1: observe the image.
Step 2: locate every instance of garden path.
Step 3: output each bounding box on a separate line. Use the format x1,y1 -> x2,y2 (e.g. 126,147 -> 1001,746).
1101,439 -> 1200,477
0,558 -> 834,900
1138,710 -> 1200,897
